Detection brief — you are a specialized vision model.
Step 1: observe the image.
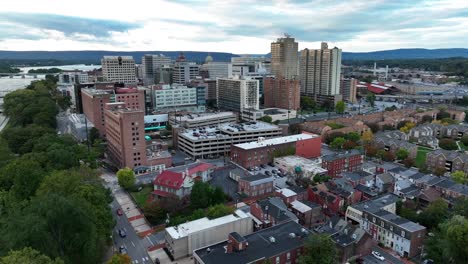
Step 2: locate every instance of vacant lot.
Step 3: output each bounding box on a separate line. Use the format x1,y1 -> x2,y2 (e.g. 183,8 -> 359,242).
415,146 -> 433,168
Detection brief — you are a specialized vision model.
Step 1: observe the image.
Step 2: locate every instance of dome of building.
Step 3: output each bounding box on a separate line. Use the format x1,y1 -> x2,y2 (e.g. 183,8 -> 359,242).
176,52 -> 186,62
205,55 -> 213,63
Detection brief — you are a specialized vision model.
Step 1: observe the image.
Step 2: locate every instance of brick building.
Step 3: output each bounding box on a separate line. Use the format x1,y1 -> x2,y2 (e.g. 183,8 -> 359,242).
249,197 -> 298,230
263,77 -> 300,110
193,221 -> 309,264
82,87 -> 145,136
322,149 -> 364,177
230,132 -> 321,169
238,174 -> 274,197
426,149 -> 468,173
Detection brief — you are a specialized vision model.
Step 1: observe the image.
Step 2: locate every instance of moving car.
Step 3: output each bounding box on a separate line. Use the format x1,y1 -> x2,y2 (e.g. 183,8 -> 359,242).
116,208 -> 124,216
118,229 -> 126,238
371,251 -> 385,261
119,245 -> 127,254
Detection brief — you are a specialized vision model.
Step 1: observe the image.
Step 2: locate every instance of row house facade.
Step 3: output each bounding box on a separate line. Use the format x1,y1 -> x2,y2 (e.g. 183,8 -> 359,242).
426,149 -> 468,173
322,149 -> 364,177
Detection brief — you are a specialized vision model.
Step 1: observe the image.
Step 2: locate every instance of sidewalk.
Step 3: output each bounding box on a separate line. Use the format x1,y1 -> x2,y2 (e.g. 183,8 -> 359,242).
114,189 -> 153,235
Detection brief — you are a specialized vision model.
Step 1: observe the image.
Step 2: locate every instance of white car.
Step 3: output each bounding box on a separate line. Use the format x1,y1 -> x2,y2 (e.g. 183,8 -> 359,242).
372,251 -> 385,261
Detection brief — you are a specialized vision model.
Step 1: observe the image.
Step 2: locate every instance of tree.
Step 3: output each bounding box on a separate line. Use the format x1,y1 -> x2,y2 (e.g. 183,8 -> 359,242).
434,167 -> 447,176
300,96 -> 316,110
330,137 -> 346,150
366,93 -> 376,107
402,157 -> 415,168
396,148 -> 409,160
451,171 -> 467,184
437,110 -> 451,120
418,198 -> 449,230
107,254 -> 131,264
461,135 -> 468,146
298,233 -> 337,264
335,100 -> 345,114
365,145 -> 378,157
117,168 -> 136,189
260,115 -> 272,123
422,115 -> 434,123
206,204 -> 234,219
366,122 -> 380,133
425,215 -> 468,264
190,181 -> 212,209
89,127 -> 100,144
382,151 -> 395,162
345,132 -> 361,143
343,140 -> 357,150
361,130 -> 374,143
439,138 -> 458,150
0,247 -> 64,264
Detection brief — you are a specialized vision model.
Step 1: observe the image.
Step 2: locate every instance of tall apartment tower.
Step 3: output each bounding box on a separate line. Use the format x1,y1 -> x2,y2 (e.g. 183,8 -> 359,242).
101,56 -> 137,84
271,35 -> 299,79
300,42 -> 342,103
104,102 -> 146,170
217,77 -> 259,112
142,54 -> 172,85
264,77 -> 300,110
172,53 -> 200,84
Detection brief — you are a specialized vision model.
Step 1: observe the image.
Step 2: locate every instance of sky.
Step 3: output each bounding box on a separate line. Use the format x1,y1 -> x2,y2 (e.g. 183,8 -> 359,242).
0,0 -> 467,54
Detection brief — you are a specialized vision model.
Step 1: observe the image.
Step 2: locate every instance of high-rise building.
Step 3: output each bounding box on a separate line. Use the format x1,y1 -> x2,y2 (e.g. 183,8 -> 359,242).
341,77 -> 358,104
101,56 -> 137,84
152,84 -> 206,113
271,35 -> 298,79
199,62 -> 233,79
264,77 -> 300,110
299,42 -> 342,103
172,53 -> 200,84
217,77 -> 259,112
142,54 -> 172,85
231,56 -> 271,76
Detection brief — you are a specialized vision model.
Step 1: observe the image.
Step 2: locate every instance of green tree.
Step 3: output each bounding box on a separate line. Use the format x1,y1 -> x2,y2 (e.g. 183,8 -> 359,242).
396,148 -> 409,160
89,127 -> 100,144
402,157 -> 415,168
300,96 -> 316,110
335,100 -> 345,114
260,115 -> 273,123
330,137 -> 346,150
345,132 -> 361,143
419,198 -> 449,230
437,110 -> 451,120
298,233 -> 337,264
366,93 -> 376,107
461,134 -> 468,146
107,254 -> 131,264
117,168 -> 136,189
451,171 -> 467,184
439,138 -> 458,150
0,247 -> 64,264
206,204 -> 234,219
453,197 -> 468,218
190,181 -> 211,209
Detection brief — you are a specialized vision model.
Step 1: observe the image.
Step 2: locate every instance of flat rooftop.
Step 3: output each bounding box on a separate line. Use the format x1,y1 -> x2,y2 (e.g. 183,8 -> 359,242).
219,121 -> 279,133
81,88 -> 111,96
234,133 -> 317,150
180,121 -> 280,141
275,155 -> 327,174
173,112 -> 236,122
165,209 -> 249,239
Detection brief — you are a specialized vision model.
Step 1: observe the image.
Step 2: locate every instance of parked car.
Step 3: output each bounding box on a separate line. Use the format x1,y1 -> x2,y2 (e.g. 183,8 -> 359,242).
272,170 -> 278,174
265,171 -> 272,176
119,229 -> 126,238
116,208 -> 123,216
371,251 -> 385,261
119,245 -> 127,254
260,164 -> 266,169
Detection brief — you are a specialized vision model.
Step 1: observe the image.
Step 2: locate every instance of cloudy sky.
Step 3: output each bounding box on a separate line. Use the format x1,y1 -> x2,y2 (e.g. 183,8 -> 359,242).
0,0 -> 467,54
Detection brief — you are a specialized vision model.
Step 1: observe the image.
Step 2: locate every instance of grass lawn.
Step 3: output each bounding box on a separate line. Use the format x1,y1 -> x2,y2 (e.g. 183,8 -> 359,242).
415,146 -> 433,168
459,141 -> 468,151
130,186 -> 153,208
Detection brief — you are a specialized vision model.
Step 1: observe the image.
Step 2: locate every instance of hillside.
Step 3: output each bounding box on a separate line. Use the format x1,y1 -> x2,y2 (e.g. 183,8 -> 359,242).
342,48 -> 468,60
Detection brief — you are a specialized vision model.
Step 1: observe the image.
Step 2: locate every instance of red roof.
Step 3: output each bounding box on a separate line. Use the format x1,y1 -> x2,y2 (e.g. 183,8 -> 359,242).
187,163 -> 214,175
367,85 -> 386,94
154,171 -> 184,189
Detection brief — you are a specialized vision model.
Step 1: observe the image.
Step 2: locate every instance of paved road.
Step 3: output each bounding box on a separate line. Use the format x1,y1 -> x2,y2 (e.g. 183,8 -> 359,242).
363,247 -> 405,264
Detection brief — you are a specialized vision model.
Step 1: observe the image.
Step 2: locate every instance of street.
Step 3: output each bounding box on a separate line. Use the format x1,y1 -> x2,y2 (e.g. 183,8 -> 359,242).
362,247 -> 405,264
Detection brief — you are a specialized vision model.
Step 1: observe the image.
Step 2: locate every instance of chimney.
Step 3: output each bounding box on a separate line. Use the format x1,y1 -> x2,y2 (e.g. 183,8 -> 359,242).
226,240 -> 233,253
229,232 -> 247,252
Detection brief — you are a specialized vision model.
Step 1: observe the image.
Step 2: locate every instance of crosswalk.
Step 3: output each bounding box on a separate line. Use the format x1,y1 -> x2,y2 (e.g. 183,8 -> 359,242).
132,257 -> 150,264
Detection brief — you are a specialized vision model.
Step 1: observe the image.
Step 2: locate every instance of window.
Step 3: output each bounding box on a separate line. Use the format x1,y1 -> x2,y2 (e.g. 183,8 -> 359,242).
276,257 -> 280,264
401,231 -> 405,237
287,252 -> 291,260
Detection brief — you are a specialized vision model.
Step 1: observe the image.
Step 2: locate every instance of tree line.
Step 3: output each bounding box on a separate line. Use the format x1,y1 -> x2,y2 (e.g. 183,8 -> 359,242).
0,77 -> 113,263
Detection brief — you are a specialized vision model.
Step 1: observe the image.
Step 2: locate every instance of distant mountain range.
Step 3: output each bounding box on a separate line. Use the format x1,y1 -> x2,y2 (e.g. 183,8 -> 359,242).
1,48 -> 468,64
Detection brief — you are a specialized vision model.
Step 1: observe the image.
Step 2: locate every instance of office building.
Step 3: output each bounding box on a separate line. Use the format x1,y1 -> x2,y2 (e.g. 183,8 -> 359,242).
165,209 -> 253,260
230,133 -> 321,169
193,221 -> 308,264
217,77 -> 259,112
172,53 -> 199,84
101,56 -> 137,84
300,42 -> 342,103
264,77 -> 300,110
81,87 -> 146,136
271,35 -> 299,79
58,71 -> 89,84
200,61 -> 233,79
205,79 -> 217,100
142,54 -> 172,85
231,56 -> 271,76
177,121 -> 283,159
155,65 -> 173,84
341,77 -> 358,103
152,84 -> 205,113
169,111 -> 237,129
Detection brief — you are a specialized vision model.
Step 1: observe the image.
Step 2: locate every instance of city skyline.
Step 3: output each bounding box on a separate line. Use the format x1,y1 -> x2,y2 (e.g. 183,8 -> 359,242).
0,0 -> 467,53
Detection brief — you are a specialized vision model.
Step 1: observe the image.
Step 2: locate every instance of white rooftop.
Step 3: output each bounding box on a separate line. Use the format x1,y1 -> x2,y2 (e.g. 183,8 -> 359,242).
165,209 -> 250,239
234,133 -> 317,150
276,188 -> 297,197
275,155 -> 327,175
173,112 -> 236,122
290,200 -> 312,213
219,121 -> 279,133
